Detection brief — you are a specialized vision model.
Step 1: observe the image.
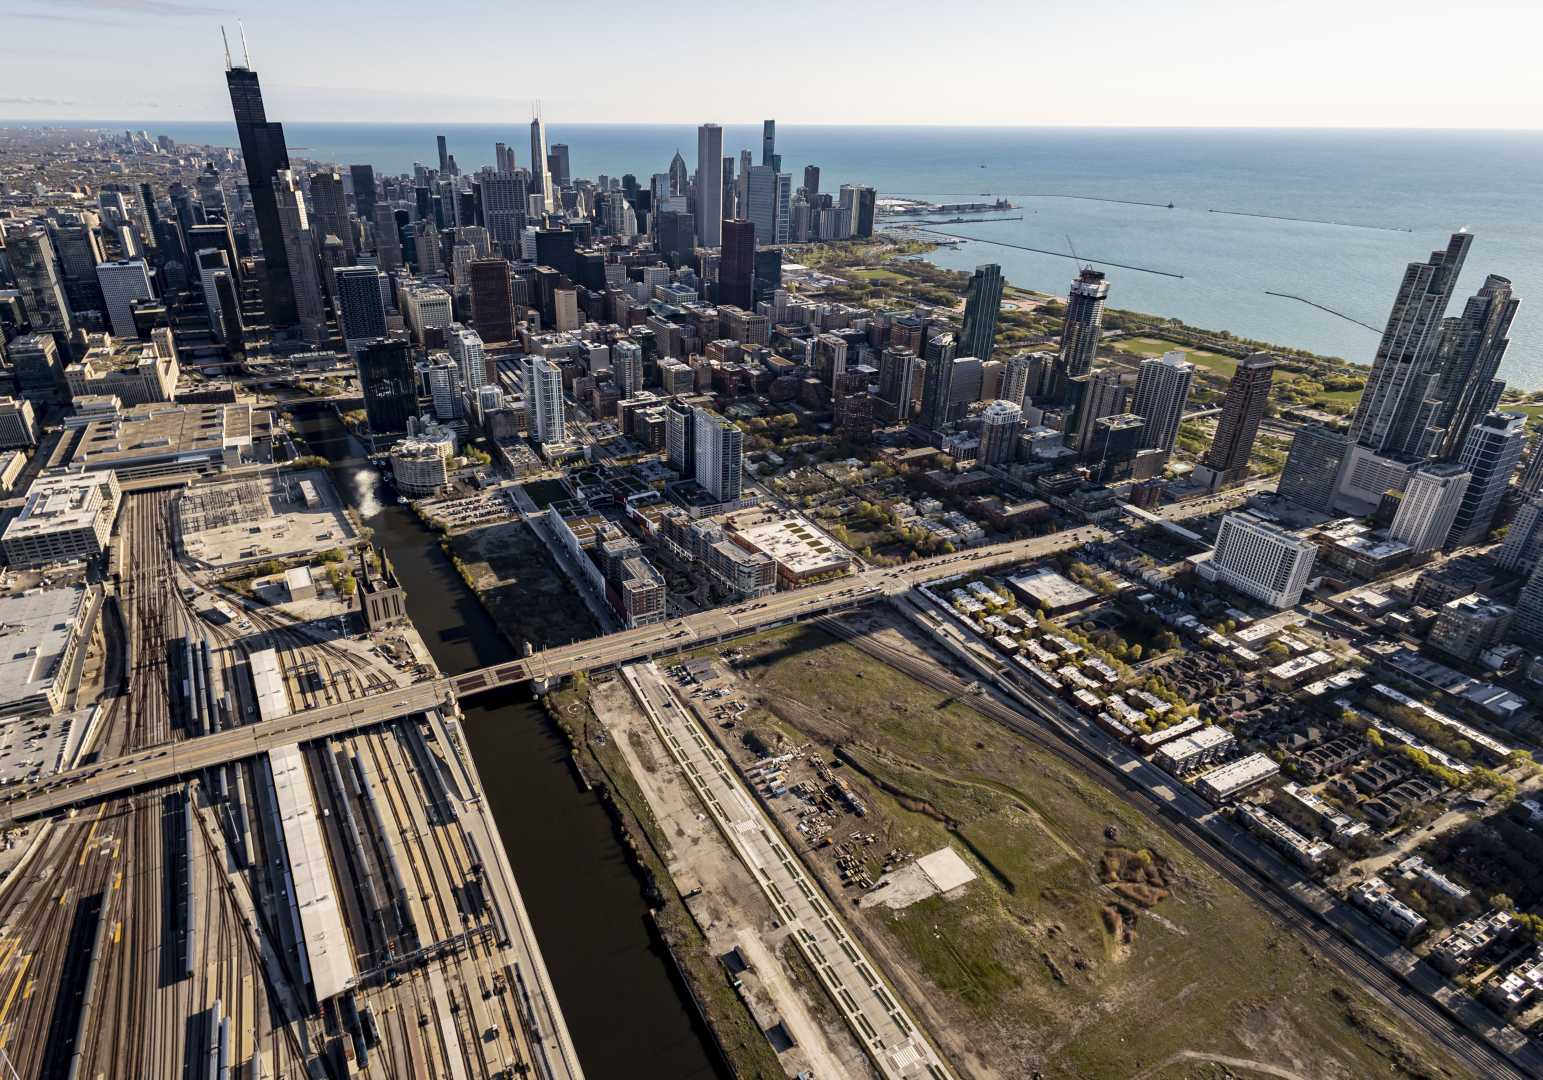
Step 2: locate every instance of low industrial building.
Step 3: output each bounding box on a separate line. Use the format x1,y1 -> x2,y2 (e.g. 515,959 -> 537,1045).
1006,567 -> 1097,614
729,517 -> 851,587
1194,752 -> 1280,802
1,471 -> 122,568
0,583 -> 102,715
60,402 -> 262,480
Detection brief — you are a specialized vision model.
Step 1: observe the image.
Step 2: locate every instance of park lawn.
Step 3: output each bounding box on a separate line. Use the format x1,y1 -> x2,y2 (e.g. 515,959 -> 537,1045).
1114,337 -> 1242,379
719,624 -> 1469,1080
849,266 -> 909,284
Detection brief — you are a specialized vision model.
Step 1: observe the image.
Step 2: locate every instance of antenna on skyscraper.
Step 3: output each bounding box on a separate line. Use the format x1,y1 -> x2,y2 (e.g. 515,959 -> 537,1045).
238,19 -> 252,68
221,26 -> 232,70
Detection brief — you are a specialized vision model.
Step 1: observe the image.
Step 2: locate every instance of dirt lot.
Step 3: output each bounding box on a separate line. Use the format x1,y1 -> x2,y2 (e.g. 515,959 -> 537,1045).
693,620 -> 1467,1080
445,520 -> 597,650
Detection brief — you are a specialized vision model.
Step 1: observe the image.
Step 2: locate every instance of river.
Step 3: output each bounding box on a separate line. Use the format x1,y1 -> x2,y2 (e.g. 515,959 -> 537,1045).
287,402 -> 722,1080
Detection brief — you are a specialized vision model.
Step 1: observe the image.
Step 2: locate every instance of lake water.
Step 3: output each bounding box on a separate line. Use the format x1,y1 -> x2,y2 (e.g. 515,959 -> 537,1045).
83,121 -> 1543,388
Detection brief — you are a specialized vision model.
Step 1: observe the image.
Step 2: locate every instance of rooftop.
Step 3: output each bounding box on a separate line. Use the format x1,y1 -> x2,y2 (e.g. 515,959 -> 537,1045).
0,586 -> 91,710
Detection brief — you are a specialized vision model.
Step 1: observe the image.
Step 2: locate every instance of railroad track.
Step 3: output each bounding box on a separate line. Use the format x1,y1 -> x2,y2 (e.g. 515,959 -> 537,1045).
818,617 -> 1531,1080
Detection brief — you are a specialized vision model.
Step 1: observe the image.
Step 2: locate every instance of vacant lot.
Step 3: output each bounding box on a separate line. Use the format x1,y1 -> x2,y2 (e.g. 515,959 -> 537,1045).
712,623 -> 1464,1080
446,521 -> 597,650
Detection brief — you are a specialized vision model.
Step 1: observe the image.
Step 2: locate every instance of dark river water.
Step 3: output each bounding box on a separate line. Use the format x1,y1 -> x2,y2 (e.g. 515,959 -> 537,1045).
288,403 -> 721,1080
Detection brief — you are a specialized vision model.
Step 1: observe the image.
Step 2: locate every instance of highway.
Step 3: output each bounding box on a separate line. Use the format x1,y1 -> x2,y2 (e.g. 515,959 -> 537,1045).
0,487 -> 1264,826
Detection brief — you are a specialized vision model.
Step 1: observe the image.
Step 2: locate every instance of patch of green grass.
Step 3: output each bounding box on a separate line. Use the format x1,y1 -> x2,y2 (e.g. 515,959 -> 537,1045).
1115,337 -> 1240,378
722,624 -> 1467,1080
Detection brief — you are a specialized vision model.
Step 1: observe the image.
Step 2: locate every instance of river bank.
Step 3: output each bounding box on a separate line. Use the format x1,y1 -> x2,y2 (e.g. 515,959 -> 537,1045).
285,401 -> 724,1080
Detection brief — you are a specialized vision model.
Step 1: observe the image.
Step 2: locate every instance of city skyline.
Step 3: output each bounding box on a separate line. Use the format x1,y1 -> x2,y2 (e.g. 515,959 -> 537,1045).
3,0 -> 1540,128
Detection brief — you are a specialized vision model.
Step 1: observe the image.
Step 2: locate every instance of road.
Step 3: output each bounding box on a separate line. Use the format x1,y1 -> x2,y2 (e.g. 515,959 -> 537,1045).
1,487 -> 1269,826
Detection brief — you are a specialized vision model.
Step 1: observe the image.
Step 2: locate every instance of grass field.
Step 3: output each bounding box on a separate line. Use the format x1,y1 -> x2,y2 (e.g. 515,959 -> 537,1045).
722,624 -> 1467,1080
1115,336 -> 1241,378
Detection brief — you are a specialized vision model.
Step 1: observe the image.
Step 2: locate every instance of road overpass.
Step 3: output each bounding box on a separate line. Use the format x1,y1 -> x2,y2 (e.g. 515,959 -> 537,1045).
1,492 -> 1257,825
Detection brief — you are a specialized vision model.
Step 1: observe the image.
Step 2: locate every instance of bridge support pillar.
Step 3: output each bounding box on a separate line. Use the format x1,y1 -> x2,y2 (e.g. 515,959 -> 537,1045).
530,674 -> 562,696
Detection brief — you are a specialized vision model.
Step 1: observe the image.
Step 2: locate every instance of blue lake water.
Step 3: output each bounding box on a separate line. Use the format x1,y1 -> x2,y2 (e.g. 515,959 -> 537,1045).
74,121 -> 1543,388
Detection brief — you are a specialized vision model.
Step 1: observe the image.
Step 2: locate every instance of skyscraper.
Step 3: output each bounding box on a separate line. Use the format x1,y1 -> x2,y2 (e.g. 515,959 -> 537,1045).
665,401 -> 695,477
1277,425 -> 1350,513
977,400 -> 1023,466
1520,436 -> 1543,497
718,219 -> 755,310
524,355 -> 567,444
919,346 -> 956,432
693,409 -> 743,502
95,258 -> 154,339
447,323 -> 489,392
350,164 -> 376,223
7,229 -> 72,336
959,264 -> 1004,361
529,113 -> 551,213
357,337 -> 418,443
335,267 -> 388,356
668,151 -> 689,197
549,144 -> 571,189
1130,351 -> 1194,454
696,124 -> 724,248
802,165 -> 820,199
761,120 -> 776,168
225,45 -> 297,326
308,170 -> 354,262
272,170 -> 326,345
878,345 -> 918,423
1496,494 -> 1543,576
1068,369 -> 1129,455
372,205 -> 404,270
1447,412 -> 1526,547
1198,353 -> 1275,489
743,165 -> 778,250
469,258 -> 516,343
1057,268 -> 1108,388
1389,462 -> 1470,555
1348,232 -> 1471,458
1000,353 -> 1033,408
852,186 -> 877,239
1430,274 -> 1518,459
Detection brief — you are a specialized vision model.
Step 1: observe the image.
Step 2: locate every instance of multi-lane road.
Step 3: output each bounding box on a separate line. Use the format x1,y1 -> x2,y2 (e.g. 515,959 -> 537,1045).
0,487 -> 1266,826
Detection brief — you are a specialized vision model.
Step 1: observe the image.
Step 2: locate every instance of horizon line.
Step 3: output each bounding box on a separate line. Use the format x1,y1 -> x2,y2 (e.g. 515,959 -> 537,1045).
5,119 -> 1543,134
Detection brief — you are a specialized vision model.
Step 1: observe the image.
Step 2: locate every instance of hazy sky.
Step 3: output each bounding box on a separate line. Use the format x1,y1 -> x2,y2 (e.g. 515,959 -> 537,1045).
3,0 -> 1540,127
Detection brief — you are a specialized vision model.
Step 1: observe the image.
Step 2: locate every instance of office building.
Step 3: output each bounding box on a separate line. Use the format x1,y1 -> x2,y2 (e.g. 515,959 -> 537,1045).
1130,351 -> 1194,454
372,205 -> 404,270
225,49 -> 296,326
350,164 -> 376,223
524,355 -> 567,445
761,120 -> 776,167
0,397 -> 39,449
1496,494 -> 1543,575
7,228 -> 73,335
1,470 -> 122,568
1430,274 -> 1518,458
335,267 -> 388,356
530,113 -> 551,212
1448,412 -> 1526,547
1196,353 -> 1275,489
959,264 -> 1004,361
1429,595 -> 1514,663
5,333 -> 69,403
1089,413 -> 1148,483
719,219 -> 755,310
356,337 -> 418,442
272,170 -> 326,344
976,400 -> 1022,466
447,323 -> 489,391
1068,368 -> 1128,455
308,169 -> 354,262
1389,462 -> 1470,556
1057,268 -> 1108,384
402,284 -> 453,347
1349,232 -> 1471,458
469,258 -> 516,342
1202,513 -> 1318,609
696,124 -> 724,247
65,331 -> 178,405
95,259 -> 154,339
1277,425 -> 1350,513
1520,436 -> 1543,497
549,144 -> 570,189
693,408 -> 743,502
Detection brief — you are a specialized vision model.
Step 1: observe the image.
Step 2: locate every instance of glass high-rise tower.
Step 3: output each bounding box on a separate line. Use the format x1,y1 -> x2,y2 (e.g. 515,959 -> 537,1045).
225,51 -> 296,327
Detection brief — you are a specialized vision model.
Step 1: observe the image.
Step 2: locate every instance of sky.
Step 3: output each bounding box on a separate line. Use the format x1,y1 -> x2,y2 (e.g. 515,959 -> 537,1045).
2,0 -> 1540,127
